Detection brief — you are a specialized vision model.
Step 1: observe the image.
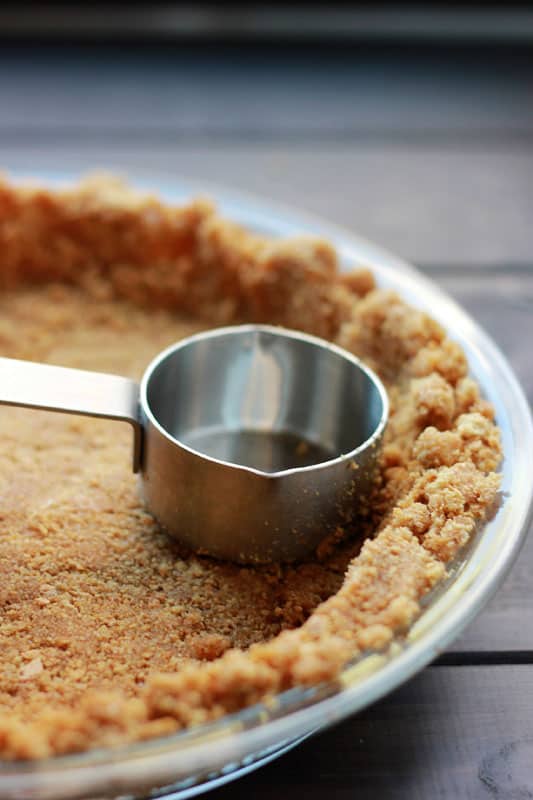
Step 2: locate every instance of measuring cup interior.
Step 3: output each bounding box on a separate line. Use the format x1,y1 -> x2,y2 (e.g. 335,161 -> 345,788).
143,327 -> 385,474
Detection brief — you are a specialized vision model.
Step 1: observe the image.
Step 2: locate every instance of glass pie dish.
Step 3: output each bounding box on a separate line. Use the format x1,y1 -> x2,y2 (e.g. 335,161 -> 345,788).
0,172 -> 532,800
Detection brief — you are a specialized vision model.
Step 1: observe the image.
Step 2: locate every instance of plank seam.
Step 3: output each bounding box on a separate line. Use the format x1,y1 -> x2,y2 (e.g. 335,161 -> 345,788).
434,651 -> 533,666
417,263 -> 533,274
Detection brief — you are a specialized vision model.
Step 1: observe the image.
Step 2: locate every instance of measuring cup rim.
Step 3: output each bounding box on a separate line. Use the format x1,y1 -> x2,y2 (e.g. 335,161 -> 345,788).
139,324 -> 389,479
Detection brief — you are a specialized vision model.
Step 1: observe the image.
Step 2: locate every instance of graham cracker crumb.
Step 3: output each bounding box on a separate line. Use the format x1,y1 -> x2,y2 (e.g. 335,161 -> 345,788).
0,175 -> 501,759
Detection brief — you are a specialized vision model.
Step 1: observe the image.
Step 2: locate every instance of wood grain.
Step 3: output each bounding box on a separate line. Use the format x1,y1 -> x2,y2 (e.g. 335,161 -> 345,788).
1,45 -> 532,138
207,666 -> 533,800
448,527 -> 533,654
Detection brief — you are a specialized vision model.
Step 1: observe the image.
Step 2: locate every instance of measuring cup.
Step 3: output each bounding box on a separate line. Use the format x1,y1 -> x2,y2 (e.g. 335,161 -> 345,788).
0,325 -> 388,563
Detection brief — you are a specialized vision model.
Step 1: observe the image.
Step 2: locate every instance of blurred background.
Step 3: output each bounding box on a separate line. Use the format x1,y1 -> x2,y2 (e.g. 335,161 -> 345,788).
2,5 -> 532,390
0,2 -> 532,267
1,2 -> 533,42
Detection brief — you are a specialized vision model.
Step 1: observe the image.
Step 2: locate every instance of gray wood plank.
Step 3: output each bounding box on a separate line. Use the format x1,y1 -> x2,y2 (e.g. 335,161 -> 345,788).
2,144 -> 533,265
1,45 -> 532,138
206,665 -> 533,800
448,525 -> 533,654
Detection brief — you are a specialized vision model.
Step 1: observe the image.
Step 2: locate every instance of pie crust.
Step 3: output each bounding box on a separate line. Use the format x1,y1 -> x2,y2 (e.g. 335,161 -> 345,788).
0,176 -> 500,759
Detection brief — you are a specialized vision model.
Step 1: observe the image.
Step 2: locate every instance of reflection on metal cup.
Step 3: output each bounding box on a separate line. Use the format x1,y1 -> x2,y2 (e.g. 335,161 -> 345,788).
140,325 -> 388,562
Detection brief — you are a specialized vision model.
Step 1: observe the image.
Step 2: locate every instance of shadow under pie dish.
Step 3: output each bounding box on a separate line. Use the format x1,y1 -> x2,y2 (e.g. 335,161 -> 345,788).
0,174 -> 531,799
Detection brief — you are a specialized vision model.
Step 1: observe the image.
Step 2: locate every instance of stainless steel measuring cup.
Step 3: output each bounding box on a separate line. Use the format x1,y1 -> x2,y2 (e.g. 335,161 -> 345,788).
0,325 -> 388,563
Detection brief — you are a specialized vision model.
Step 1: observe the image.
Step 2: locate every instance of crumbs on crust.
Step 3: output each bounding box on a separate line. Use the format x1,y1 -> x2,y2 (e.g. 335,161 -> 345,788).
0,175 -> 500,759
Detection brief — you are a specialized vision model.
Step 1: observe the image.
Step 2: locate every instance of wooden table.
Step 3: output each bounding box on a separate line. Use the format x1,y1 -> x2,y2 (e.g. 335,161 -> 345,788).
1,40 -> 532,798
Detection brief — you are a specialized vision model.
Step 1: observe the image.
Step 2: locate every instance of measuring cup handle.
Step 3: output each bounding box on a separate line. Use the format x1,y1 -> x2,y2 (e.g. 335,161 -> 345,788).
0,357 -> 142,472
